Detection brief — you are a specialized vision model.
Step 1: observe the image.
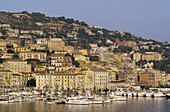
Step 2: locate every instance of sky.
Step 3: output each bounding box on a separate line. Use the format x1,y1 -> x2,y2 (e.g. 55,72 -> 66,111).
1,0 -> 170,43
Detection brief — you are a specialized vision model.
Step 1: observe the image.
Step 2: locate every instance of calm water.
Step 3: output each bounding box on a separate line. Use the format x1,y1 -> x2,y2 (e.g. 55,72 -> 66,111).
0,98 -> 170,112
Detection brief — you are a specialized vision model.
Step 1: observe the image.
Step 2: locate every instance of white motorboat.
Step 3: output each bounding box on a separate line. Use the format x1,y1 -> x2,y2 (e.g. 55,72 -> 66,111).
137,92 -> 145,97
0,100 -> 9,104
66,97 -> 91,105
165,93 -> 170,98
127,92 -> 133,97
111,95 -> 127,101
104,99 -> 111,103
145,93 -> 152,97
91,95 -> 105,104
153,92 -> 165,97
132,93 -> 137,97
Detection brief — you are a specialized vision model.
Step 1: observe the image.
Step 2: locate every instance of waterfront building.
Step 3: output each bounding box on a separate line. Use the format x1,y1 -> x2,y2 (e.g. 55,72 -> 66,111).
53,73 -> 78,90
137,72 -> 155,87
12,73 -> 23,87
36,72 -> 53,90
0,70 -> 13,87
82,67 -> 109,91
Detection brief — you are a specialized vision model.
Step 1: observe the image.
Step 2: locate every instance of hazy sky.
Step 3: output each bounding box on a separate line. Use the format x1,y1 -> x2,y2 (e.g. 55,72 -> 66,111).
1,0 -> 170,43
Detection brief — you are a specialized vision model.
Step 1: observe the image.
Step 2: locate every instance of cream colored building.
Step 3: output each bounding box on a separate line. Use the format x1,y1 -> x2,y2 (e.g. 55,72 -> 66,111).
30,44 -> 46,50
36,72 -> 53,90
19,51 -> 47,62
3,59 -> 31,73
133,53 -> 141,62
48,38 -> 74,54
48,38 -> 65,51
12,74 -> 23,87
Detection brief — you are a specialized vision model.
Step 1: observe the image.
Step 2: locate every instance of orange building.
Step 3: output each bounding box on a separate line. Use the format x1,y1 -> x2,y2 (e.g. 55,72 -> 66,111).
137,72 -> 155,87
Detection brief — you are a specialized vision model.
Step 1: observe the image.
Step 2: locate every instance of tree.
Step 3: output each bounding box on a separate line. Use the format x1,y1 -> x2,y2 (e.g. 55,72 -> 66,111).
72,61 -> 80,67
25,59 -> 41,64
65,53 -> 71,56
27,79 -> 36,87
7,49 -> 14,53
12,54 -> 20,59
21,39 -> 25,47
90,56 -> 99,61
0,58 -> 5,63
6,45 -> 13,48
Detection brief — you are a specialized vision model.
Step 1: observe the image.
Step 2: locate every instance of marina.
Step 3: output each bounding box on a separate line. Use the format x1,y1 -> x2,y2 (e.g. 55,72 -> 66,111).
0,89 -> 170,105
0,97 -> 170,112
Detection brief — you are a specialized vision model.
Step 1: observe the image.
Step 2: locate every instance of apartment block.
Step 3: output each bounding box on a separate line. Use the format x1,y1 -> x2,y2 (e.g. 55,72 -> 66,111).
19,51 -> 47,62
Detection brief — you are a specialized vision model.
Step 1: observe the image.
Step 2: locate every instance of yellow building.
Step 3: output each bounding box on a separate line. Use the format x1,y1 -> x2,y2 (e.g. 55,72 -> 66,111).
36,72 -> 53,90
82,68 -> 109,91
133,53 -> 141,62
15,47 -> 30,53
20,72 -> 35,86
79,49 -> 88,55
12,43 -> 18,48
77,73 -> 85,91
19,51 -> 47,62
12,74 -> 23,87
113,54 -> 121,62
3,59 -> 31,73
0,70 -> 13,87
74,54 -> 90,63
141,52 -> 162,61
34,65 -> 46,72
35,72 -> 80,90
53,73 -> 78,90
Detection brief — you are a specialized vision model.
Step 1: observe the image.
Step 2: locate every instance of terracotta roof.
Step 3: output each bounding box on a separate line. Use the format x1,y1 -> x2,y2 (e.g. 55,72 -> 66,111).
51,54 -> 65,57
13,74 -> 21,76
20,51 -> 46,54
90,68 -> 107,72
140,72 -> 155,74
77,73 -> 85,75
4,59 -> 26,62
19,72 -> 32,74
54,50 -> 67,52
52,73 -> 77,76
0,70 -> 12,72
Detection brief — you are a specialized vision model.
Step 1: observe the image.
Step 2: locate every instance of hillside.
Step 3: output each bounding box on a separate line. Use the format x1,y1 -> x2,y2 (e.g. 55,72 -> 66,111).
0,11 -> 170,74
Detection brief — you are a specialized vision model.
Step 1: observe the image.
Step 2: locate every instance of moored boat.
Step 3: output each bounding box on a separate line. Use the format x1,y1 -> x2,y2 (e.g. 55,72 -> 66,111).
152,92 -> 165,97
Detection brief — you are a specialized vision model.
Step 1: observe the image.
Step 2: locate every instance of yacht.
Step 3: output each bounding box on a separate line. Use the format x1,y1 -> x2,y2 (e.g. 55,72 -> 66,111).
66,97 -> 91,105
132,92 -> 137,97
0,99 -> 9,104
145,93 -> 153,97
111,95 -> 127,101
165,93 -> 170,98
153,92 -> 165,97
137,92 -> 145,97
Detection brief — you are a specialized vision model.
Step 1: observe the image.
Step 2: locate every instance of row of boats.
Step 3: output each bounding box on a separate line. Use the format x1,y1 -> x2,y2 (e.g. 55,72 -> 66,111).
44,94 -> 127,105
113,91 -> 170,98
0,90 -> 170,105
0,91 -> 41,104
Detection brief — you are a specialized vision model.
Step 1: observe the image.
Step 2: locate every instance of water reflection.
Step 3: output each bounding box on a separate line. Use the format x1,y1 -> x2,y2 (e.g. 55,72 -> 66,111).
0,98 -> 169,112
